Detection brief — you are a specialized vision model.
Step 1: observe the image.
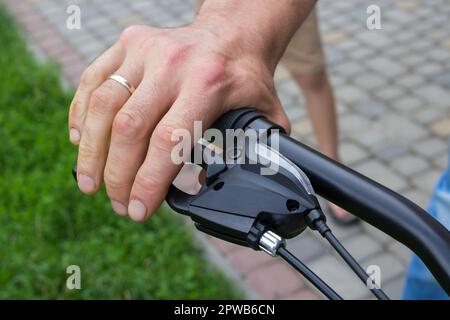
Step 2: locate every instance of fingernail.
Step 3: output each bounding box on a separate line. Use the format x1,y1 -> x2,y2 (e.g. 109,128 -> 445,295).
78,174 -> 95,193
111,200 -> 127,216
128,200 -> 147,221
69,128 -> 81,144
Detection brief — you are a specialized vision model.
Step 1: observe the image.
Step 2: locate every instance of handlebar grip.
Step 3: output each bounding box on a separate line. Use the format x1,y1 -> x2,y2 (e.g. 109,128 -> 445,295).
211,108 -> 450,293
276,134 -> 450,294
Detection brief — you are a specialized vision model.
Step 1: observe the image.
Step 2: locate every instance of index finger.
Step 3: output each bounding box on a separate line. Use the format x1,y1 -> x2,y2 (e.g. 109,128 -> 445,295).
127,90 -> 223,221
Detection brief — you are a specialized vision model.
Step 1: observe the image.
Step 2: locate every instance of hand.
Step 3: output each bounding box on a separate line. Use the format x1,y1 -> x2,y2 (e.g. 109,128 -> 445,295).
68,22 -> 290,221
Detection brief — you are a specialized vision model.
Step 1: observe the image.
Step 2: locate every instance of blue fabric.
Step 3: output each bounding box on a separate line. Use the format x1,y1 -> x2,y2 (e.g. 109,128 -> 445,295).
402,148 -> 450,300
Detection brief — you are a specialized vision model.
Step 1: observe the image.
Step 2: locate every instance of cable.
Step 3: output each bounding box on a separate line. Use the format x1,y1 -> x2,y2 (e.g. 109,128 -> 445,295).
314,219 -> 390,300
278,246 -> 343,300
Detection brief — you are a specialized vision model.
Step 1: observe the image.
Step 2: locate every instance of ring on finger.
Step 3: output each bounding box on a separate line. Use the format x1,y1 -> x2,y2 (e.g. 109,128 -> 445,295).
108,74 -> 136,95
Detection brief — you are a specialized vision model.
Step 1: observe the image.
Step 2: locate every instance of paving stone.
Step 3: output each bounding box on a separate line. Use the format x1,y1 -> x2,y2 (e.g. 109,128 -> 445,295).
285,106 -> 306,122
390,154 -> 428,177
362,222 -> 394,246
325,46 -> 347,66
412,170 -> 441,193
367,57 -> 406,78
395,74 -> 425,89
334,41 -> 360,55
402,53 -> 425,67
340,142 -> 368,164
322,31 -> 348,44
413,108 -> 443,125
282,289 -> 321,300
291,118 -> 312,138
433,152 -> 448,170
383,276 -> 406,300
411,40 -> 436,55
433,73 -> 450,89
339,113 -> 373,134
385,8 -> 416,24
277,79 -> 301,96
208,236 -> 241,256
349,130 -> 385,149
375,114 -> 427,143
430,118 -> 450,137
342,234 -> 383,262
385,44 -> 410,59
374,86 -> 404,101
334,62 -> 365,78
373,143 -> 408,161
245,261 -> 305,299
356,31 -> 393,49
308,255 -> 369,299
391,96 -> 424,113
387,241 -> 412,265
412,138 -> 448,158
428,48 -> 450,62
362,253 -> 405,284
226,247 -> 275,275
354,160 -> 408,191
414,63 -> 443,77
349,47 -> 374,60
352,73 -> 385,90
286,234 -> 327,263
415,85 -> 450,109
394,0 -> 420,11
440,37 -> 450,49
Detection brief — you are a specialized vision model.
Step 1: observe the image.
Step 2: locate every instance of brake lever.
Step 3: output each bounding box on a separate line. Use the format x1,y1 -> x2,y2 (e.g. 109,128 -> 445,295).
166,135 -> 324,251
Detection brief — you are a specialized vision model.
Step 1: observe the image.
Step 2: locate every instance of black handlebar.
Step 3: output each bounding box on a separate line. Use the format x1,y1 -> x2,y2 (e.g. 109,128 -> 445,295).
211,108 -> 450,294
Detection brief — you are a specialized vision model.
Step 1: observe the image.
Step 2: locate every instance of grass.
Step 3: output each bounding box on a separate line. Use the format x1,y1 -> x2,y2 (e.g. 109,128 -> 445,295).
0,5 -> 238,299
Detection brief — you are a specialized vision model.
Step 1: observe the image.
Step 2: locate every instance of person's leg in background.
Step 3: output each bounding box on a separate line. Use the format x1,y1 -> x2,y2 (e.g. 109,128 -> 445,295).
282,9 -> 356,223
402,147 -> 450,299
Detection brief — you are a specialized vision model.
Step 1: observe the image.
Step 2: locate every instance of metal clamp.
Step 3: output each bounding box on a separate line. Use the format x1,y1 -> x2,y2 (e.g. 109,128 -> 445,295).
259,231 -> 285,256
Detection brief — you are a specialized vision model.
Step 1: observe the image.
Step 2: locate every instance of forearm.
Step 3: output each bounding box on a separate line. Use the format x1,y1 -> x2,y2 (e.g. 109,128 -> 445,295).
193,0 -> 317,71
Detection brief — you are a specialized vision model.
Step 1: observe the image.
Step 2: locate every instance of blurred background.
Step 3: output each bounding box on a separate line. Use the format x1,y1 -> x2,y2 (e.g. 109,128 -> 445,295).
1,0 -> 449,299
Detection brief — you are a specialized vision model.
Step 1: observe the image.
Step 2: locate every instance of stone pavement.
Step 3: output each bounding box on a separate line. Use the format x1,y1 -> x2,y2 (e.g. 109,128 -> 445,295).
5,0 -> 449,299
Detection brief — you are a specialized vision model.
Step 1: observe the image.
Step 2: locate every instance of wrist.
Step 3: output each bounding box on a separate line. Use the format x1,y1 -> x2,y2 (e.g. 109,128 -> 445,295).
191,5 -> 286,72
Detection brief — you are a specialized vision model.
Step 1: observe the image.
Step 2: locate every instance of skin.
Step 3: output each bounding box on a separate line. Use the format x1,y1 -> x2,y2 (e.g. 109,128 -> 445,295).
68,0 -> 317,221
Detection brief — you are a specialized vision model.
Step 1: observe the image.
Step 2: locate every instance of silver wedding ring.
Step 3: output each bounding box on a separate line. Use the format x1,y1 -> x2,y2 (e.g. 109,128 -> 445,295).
108,74 -> 135,95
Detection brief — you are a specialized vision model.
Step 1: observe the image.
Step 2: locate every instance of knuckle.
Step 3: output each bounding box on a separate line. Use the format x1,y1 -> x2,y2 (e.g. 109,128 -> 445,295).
78,139 -> 102,161
89,85 -> 115,115
113,111 -> 148,140
152,124 -> 179,154
134,172 -> 160,195
163,42 -> 192,66
120,25 -> 146,43
80,66 -> 101,86
139,36 -> 156,52
69,98 -> 84,122
196,55 -> 227,88
104,167 -> 129,192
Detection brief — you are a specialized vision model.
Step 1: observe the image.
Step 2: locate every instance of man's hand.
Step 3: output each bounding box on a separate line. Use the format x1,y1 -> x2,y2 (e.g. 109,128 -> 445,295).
68,0 -> 315,221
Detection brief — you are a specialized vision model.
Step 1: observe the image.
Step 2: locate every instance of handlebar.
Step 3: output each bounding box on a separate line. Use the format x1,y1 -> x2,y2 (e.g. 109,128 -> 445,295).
211,108 -> 450,294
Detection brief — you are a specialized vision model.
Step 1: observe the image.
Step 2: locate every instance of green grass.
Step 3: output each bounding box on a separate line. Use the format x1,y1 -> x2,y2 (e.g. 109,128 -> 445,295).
0,5 -> 238,299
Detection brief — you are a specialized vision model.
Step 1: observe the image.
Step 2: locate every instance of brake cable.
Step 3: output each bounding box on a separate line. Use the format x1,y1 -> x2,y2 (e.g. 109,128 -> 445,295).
165,136 -> 390,300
